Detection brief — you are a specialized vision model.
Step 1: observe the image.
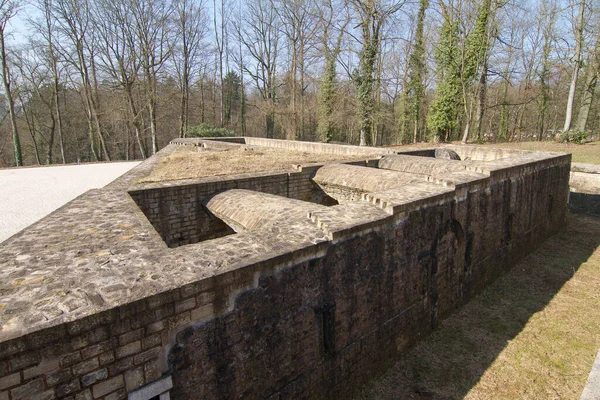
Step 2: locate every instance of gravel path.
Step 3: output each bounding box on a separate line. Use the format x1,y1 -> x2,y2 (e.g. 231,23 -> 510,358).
0,162 -> 140,243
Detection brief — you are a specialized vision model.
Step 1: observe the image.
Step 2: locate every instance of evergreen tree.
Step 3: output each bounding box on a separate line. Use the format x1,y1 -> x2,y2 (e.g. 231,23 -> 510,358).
427,2 -> 460,141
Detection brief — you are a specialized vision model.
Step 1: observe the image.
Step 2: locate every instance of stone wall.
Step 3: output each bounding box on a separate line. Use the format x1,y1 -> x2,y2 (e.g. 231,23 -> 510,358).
0,141 -> 571,400
129,166 -> 337,247
244,137 -> 396,156
569,163 -> 600,215
167,158 -> 570,400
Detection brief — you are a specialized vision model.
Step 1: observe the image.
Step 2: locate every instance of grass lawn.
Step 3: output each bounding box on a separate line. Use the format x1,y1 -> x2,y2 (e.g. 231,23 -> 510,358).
356,213 -> 600,400
483,141 -> 600,165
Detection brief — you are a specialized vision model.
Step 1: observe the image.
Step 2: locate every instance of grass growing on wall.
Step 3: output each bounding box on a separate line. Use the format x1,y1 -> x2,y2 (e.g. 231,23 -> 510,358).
357,213 -> 600,400
138,146 -> 380,183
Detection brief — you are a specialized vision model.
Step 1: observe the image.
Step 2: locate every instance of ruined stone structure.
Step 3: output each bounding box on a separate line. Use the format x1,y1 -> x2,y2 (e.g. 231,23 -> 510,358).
0,138 -> 571,400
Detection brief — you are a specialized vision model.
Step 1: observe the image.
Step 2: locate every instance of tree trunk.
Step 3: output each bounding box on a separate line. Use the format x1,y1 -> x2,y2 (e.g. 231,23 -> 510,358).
563,0 -> 586,132
574,65 -> 598,133
125,85 -> 147,159
474,57 -> 487,140
575,28 -> 600,133
0,28 -> 22,166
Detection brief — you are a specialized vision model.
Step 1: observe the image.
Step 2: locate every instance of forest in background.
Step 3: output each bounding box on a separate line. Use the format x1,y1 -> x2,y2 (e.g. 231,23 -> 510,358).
0,0 -> 598,166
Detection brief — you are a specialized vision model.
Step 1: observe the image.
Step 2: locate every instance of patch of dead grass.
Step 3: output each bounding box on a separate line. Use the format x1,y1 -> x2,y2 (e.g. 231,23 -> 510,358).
138,146 -> 380,183
356,213 -> 600,400
484,141 -> 600,165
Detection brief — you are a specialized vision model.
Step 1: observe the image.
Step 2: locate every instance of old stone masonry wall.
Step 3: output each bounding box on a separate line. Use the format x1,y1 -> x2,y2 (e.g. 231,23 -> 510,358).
0,139 -> 570,400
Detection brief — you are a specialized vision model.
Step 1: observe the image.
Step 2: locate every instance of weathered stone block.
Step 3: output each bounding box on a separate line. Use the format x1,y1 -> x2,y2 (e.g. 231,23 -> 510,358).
124,366 -> 145,392
116,341 -> 141,359
98,351 -> 115,366
81,342 -> 111,360
103,388 -> 126,400
0,373 -> 20,391
46,369 -> 72,386
75,389 -> 92,400
119,328 -> 143,346
141,333 -> 162,351
56,379 -> 81,397
60,351 -> 82,368
92,375 -> 124,398
72,358 -> 99,376
23,359 -> 60,380
134,347 -> 160,365
107,356 -> 134,376
10,378 -> 43,400
81,368 -> 108,387
9,351 -> 41,371
145,320 -> 165,335
143,360 -> 161,383
190,304 -> 214,322
175,297 -> 196,314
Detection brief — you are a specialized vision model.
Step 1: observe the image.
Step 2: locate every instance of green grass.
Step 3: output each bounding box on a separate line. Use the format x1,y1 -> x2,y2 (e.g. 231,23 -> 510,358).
356,213 -> 600,400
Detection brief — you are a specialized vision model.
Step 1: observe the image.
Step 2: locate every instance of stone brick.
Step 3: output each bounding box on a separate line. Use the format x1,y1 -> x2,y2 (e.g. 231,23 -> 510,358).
197,292 -> 215,307
81,368 -> 108,387
85,326 -> 109,345
75,389 -> 92,400
107,356 -> 134,376
168,312 -> 190,330
119,328 -> 143,346
72,358 -> 99,376
143,360 -> 162,383
0,391 -> 7,400
9,351 -> 41,371
23,359 -> 60,380
116,341 -> 141,359
61,351 -> 82,368
190,304 -> 214,321
147,291 -> 180,310
92,375 -> 124,398
145,320 -> 165,335
46,369 -> 72,386
134,348 -> 160,365
141,333 -> 162,350
175,297 -> 196,313
154,305 -> 174,320
103,388 -> 126,400
81,342 -> 111,360
129,311 -> 156,330
99,351 -> 115,366
10,378 -> 43,400
124,366 -> 144,392
0,373 -> 20,390
56,379 -> 81,397
110,319 -> 131,337
66,313 -> 113,336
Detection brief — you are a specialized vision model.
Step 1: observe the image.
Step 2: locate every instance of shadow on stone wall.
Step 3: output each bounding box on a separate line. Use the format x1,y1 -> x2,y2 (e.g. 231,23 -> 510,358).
355,212 -> 600,400
570,191 -> 600,216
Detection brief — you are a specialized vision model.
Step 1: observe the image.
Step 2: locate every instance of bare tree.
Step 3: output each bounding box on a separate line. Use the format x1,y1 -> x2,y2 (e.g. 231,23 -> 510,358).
173,0 -> 208,137
53,0 -> 110,160
562,0 -> 586,132
94,0 -> 148,158
32,0 -> 66,163
349,0 -> 405,146
0,0 -> 21,166
238,0 -> 281,138
130,0 -> 174,154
